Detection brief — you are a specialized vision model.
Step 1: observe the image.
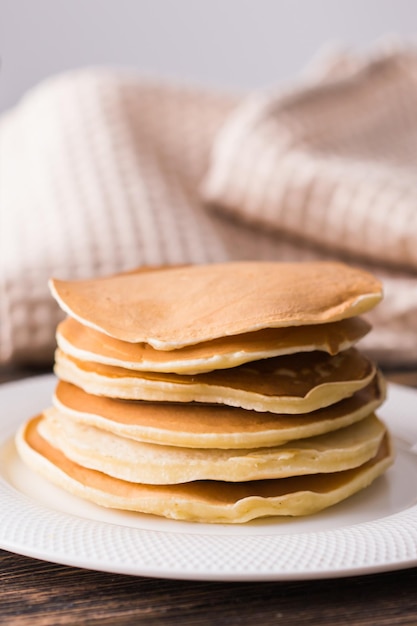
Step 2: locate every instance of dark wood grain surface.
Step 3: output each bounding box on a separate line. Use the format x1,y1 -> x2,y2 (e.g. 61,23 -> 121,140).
1,548 -> 417,625
1,366 -> 417,625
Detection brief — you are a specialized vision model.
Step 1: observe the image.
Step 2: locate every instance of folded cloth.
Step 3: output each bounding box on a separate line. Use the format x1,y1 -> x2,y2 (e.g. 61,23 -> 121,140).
204,44 -> 417,271
1,43 -> 417,368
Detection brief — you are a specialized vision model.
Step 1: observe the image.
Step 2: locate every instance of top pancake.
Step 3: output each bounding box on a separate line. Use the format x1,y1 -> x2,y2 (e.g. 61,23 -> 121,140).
49,262 -> 382,349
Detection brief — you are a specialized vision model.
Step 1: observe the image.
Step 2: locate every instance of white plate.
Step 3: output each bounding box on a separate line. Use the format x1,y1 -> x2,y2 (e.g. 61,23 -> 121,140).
1,374 -> 417,581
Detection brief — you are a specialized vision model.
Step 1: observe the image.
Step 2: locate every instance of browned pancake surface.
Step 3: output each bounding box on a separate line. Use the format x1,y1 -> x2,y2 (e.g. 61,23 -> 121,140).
18,415 -> 393,522
50,262 -> 382,348
57,348 -> 374,397
57,316 -> 371,372
53,375 -> 385,447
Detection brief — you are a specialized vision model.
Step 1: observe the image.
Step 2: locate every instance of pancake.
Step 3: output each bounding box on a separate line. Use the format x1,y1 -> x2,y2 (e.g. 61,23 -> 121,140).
53,375 -> 386,448
56,316 -> 371,374
49,262 -> 382,349
54,347 -> 376,413
38,411 -> 387,484
16,416 -> 394,523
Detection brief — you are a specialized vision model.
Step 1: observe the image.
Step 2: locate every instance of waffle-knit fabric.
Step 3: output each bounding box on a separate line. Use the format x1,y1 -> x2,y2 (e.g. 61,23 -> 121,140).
204,47 -> 417,271
2,47 -> 417,367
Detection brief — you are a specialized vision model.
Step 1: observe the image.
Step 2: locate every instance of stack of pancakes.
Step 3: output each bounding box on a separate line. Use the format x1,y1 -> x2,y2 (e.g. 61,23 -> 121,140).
16,262 -> 394,523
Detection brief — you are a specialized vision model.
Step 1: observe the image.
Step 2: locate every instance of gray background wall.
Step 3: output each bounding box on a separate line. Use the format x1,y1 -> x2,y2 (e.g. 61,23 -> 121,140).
1,0 -> 416,112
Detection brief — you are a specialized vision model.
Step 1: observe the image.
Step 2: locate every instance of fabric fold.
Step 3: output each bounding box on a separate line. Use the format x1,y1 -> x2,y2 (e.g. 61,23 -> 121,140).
203,47 -> 417,271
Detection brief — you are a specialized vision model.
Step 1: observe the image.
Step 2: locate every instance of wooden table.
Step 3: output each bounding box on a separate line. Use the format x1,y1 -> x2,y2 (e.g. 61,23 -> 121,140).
1,366 -> 417,626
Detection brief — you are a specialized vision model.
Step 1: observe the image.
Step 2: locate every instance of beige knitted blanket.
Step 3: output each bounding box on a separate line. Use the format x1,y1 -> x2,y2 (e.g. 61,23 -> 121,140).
2,44 -> 417,367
